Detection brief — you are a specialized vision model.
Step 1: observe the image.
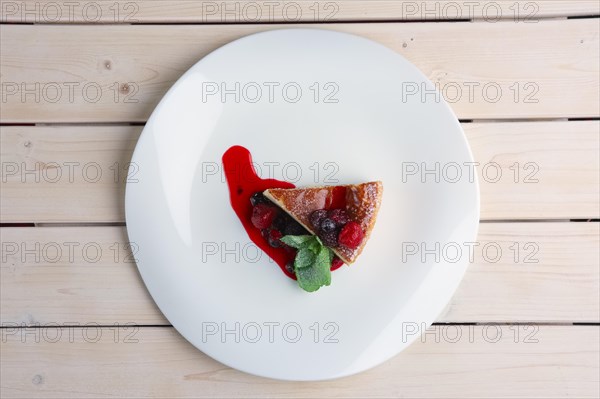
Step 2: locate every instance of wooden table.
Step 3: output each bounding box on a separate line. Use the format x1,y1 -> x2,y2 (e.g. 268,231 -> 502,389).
1,1 -> 599,397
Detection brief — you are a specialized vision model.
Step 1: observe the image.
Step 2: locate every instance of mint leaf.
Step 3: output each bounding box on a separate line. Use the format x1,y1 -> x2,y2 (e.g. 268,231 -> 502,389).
296,262 -> 331,292
307,238 -> 322,254
294,248 -> 315,269
316,245 -> 333,270
280,235 -> 314,249
295,241 -> 332,292
282,234 -> 333,292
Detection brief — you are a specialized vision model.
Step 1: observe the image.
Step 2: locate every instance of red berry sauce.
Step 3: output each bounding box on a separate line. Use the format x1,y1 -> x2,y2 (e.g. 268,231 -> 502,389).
223,145 -> 348,278
222,145 -> 297,279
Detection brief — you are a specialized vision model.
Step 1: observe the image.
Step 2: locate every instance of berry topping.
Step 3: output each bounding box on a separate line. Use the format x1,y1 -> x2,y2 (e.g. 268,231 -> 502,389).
271,213 -> 287,231
251,203 -> 277,229
338,221 -> 364,249
250,192 -> 268,206
328,209 -> 349,226
284,245 -> 297,256
320,230 -> 338,247
285,261 -> 295,275
309,210 -> 328,229
268,229 -> 283,248
331,257 -> 344,270
284,220 -> 307,236
320,218 -> 337,233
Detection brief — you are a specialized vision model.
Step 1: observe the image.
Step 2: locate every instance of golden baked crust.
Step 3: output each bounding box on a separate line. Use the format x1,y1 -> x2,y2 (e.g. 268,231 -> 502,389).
264,181 -> 383,264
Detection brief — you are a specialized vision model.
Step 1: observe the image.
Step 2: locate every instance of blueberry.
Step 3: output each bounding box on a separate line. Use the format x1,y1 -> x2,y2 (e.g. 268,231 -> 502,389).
285,261 -> 295,275
267,229 -> 283,248
268,237 -> 282,248
309,210 -> 328,229
320,218 -> 336,233
250,192 -> 267,206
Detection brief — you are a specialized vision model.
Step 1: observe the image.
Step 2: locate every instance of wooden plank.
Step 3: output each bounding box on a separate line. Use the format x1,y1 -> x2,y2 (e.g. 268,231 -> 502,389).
0,325 -> 598,398
1,20 -> 598,122
1,223 -> 598,325
440,221 -> 600,322
0,226 -> 165,326
467,121 -> 600,220
0,125 -> 138,223
1,121 -> 598,223
1,0 -> 598,23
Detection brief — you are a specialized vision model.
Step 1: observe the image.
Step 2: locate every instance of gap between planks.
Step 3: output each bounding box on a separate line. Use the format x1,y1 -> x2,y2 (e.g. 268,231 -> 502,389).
1,0 -> 598,24
1,323 -> 598,329
8,220 -> 594,228
2,118 -> 599,127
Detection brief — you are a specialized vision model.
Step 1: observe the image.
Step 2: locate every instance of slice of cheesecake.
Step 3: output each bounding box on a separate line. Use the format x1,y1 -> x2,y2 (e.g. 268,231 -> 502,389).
264,181 -> 383,264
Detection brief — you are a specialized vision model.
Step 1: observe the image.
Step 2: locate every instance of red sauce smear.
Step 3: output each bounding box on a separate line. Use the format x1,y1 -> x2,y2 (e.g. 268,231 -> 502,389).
223,145 -> 345,278
222,145 -> 297,278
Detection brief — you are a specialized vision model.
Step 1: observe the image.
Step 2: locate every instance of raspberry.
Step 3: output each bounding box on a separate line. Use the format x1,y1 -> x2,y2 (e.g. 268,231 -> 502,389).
251,204 -> 277,229
331,257 -> 344,270
328,209 -> 349,226
320,230 -> 338,247
338,221 -> 364,249
309,210 -> 327,230
320,218 -> 336,233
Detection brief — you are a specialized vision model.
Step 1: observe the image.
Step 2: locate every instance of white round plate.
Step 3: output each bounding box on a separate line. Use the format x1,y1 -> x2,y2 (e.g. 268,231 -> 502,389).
126,29 -> 479,381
